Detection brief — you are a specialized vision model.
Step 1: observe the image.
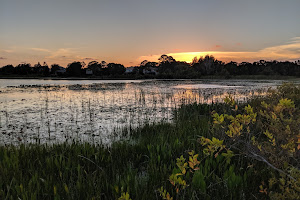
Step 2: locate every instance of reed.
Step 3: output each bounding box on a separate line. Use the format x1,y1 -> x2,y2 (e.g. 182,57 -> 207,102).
1,82 -> 298,199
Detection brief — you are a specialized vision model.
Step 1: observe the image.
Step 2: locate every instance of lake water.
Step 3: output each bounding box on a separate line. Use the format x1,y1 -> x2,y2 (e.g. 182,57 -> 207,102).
0,79 -> 298,145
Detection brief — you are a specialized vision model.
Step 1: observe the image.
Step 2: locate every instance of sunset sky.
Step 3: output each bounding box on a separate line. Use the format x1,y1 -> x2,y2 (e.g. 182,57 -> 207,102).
1,0 -> 300,67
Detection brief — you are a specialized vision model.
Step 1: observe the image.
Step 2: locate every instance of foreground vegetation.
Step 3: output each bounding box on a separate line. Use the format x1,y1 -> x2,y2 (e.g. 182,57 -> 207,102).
0,83 -> 299,199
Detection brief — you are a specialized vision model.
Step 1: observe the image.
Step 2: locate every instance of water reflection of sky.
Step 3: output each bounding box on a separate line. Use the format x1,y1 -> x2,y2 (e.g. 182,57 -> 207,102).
0,79 -> 298,145
174,84 -> 241,89
0,79 -> 144,88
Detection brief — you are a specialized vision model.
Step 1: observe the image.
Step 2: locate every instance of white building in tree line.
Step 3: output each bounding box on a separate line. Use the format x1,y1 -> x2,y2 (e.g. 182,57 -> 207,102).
125,67 -> 136,74
85,68 -> 93,75
53,67 -> 66,75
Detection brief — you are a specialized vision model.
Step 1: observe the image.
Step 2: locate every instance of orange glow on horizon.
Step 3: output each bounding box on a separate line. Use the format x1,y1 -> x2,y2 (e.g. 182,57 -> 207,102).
138,51 -> 259,64
137,37 -> 300,65
1,37 -> 299,67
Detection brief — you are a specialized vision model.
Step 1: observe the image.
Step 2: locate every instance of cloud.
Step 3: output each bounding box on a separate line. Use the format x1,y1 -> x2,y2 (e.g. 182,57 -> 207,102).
215,45 -> 222,48
44,48 -> 98,64
258,37 -> 300,60
46,48 -> 77,59
0,57 -> 6,60
0,46 -> 94,67
3,50 -> 14,53
139,37 -> 300,63
83,57 -> 95,60
30,48 -> 51,53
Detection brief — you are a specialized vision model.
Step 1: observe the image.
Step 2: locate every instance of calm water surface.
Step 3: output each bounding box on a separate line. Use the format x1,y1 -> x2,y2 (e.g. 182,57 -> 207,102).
0,79 -> 298,145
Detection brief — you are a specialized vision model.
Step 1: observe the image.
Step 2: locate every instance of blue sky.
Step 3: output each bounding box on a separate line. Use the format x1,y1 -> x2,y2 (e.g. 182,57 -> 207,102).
1,0 -> 300,66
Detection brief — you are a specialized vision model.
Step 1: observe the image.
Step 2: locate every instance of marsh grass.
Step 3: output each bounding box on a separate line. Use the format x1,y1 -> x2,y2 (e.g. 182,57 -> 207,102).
1,82 -> 296,199
0,101 -> 270,200
0,81 -> 272,145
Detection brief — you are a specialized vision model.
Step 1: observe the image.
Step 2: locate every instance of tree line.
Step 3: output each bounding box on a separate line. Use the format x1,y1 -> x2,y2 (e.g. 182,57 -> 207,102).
1,55 -> 300,78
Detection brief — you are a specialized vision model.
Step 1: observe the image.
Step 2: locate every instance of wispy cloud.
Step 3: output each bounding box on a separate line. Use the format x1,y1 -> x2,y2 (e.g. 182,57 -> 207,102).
46,48 -> 77,59
139,37 -> 300,63
44,48 -> 97,64
3,50 -> 14,53
30,48 -> 51,53
258,37 -> 300,59
83,57 -> 95,60
0,46 -> 98,67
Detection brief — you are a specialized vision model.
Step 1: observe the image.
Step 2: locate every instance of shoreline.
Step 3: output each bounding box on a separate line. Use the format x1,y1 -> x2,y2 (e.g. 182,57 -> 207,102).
0,75 -> 299,80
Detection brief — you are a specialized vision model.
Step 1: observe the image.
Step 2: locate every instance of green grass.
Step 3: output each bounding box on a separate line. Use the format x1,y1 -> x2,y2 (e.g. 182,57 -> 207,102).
0,104 -> 261,199
1,83 -> 299,200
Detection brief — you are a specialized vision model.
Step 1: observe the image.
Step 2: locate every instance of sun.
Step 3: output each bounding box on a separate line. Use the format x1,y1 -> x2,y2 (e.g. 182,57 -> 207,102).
167,52 -> 213,63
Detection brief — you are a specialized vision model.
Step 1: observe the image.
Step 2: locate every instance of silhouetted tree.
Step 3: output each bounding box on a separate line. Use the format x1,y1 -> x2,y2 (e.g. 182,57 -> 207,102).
145,62 -> 158,68
33,62 -> 49,76
33,62 -> 42,74
158,54 -> 177,76
107,63 -> 125,75
138,60 -> 158,75
66,61 -> 85,76
0,64 -> 15,75
203,55 -> 216,75
42,62 -> 50,76
101,61 -> 107,68
2,56 -> 300,78
224,61 -> 238,75
191,57 -> 198,65
15,63 -> 32,75
192,55 -> 219,75
238,62 -> 251,75
172,61 -> 192,78
158,54 -> 175,63
87,61 -> 102,76
50,64 -> 63,75
140,60 -> 149,67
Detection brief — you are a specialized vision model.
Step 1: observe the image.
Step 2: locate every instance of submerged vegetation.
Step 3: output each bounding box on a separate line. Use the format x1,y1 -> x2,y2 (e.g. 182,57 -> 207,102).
0,83 -> 300,199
